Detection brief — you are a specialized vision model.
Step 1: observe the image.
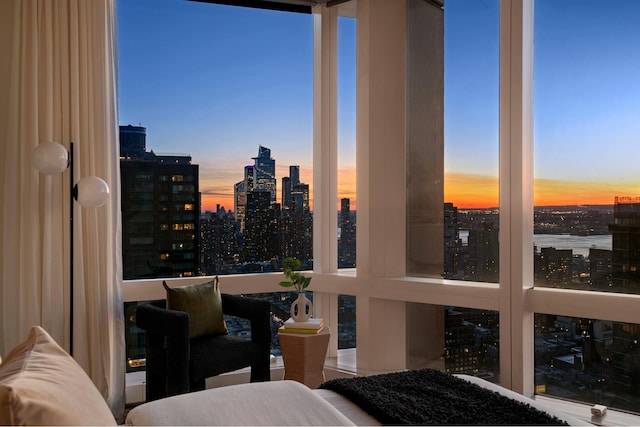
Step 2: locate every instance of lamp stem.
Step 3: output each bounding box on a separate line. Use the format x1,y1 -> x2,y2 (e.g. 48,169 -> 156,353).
69,142 -> 74,356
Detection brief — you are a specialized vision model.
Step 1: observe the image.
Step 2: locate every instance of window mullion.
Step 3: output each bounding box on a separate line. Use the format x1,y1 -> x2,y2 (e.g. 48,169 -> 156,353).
499,0 -> 535,396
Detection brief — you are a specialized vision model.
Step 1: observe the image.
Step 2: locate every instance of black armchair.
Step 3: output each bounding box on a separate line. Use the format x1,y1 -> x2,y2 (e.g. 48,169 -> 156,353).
136,294 -> 272,401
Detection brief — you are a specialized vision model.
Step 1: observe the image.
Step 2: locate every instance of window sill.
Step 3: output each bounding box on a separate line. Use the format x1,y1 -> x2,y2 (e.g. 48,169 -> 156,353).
534,395 -> 640,426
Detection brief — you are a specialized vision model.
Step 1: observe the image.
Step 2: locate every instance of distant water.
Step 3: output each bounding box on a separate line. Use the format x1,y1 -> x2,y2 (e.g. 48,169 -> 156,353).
459,231 -> 612,258
533,234 -> 611,257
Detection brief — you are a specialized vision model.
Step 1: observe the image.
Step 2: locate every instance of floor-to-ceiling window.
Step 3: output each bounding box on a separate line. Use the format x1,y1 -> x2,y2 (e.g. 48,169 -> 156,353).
117,0 -> 640,418
532,0 -> 640,413
337,15 -> 357,350
441,0 -> 500,381
118,0 -> 314,370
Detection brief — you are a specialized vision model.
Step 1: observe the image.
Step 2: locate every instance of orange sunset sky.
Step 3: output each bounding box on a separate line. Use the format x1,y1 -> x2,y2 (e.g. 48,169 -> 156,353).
199,170 -> 640,213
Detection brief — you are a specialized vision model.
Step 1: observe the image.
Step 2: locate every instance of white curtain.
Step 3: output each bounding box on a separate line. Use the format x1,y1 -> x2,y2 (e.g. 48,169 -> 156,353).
0,0 -> 124,417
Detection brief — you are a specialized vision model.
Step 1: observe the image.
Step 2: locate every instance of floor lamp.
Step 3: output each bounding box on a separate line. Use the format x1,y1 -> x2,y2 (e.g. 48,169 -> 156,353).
32,141 -> 110,356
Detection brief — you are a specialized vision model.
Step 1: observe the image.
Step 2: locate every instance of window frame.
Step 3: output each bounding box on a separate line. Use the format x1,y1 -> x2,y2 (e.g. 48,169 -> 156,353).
121,0 -> 640,407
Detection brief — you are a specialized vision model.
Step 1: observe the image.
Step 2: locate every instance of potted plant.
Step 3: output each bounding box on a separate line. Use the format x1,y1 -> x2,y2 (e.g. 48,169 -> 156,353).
279,257 -> 312,322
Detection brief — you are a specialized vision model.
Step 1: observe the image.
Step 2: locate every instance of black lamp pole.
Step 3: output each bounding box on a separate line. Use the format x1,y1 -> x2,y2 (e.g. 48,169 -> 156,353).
69,142 -> 75,356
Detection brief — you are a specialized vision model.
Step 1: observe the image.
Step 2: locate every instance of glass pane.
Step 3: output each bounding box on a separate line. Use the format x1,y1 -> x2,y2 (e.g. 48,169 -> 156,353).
534,313 -> 640,414
338,16 -> 356,269
534,0 -> 640,295
445,307 -> 500,384
337,294 -> 356,350
118,0 -> 313,280
124,301 -> 146,372
442,0 -> 500,282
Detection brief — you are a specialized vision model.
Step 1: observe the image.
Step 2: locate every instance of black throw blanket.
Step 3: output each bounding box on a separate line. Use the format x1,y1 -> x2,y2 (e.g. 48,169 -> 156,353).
319,369 -> 569,425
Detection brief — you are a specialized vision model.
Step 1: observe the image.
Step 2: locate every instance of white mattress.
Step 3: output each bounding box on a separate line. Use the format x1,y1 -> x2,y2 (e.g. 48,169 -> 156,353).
125,380 -> 354,426
314,388 -> 380,425
126,376 -> 589,426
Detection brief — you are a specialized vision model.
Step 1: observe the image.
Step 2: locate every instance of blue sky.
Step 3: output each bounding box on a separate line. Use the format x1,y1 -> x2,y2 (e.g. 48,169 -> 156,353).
117,0 -> 640,209
117,0 -> 320,209
534,0 -> 640,183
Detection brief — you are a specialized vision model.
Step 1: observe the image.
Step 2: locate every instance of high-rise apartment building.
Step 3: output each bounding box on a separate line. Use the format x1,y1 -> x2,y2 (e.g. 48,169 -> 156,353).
609,196 -> 640,291
444,309 -> 480,376
443,203 -> 462,279
200,205 -> 239,276
589,247 -> 612,290
235,165 -> 255,231
120,125 -> 200,279
277,165 -> 311,262
282,165 -> 301,212
281,176 -> 291,210
466,222 -> 499,282
291,183 -> 309,213
289,165 -> 300,186
536,247 -> 572,288
243,190 -> 278,262
338,198 -> 356,268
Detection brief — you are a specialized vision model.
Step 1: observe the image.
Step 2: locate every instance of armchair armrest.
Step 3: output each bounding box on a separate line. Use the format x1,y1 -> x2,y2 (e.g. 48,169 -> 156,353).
221,294 -> 272,368
136,301 -> 191,399
136,300 -> 189,338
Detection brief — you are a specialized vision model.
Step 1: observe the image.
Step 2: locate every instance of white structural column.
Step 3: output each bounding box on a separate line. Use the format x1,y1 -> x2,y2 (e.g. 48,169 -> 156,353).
355,0 -> 445,372
404,0 -> 445,369
312,5 -> 339,358
356,0 -> 406,281
499,0 -> 535,396
355,0 -> 408,371
312,4 -> 338,275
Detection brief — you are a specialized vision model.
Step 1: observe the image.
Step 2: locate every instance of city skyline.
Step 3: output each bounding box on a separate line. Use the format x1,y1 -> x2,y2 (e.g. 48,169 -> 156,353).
117,0 -> 640,212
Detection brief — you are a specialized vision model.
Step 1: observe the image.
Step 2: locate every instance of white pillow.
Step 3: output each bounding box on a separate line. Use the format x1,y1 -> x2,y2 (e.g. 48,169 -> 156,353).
0,326 -> 117,425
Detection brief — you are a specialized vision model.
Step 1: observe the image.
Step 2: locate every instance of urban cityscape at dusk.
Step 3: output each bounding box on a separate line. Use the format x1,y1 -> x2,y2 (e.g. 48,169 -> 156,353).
117,0 -> 640,417
118,0 -> 640,211
121,122 -> 640,413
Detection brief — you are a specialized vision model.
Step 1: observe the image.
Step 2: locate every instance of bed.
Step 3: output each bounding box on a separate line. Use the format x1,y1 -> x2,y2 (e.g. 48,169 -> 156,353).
125,370 -> 588,426
0,326 -> 587,426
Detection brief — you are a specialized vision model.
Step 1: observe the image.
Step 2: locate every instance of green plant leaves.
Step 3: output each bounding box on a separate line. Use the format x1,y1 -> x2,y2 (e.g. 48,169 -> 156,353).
279,281 -> 294,287
278,257 -> 312,292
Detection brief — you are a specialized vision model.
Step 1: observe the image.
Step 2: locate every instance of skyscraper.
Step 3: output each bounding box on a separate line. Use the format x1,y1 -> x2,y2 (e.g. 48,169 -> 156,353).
252,146 -> 276,203
243,190 -> 278,262
200,205 -> 239,276
536,247 -> 572,288
282,176 -> 291,210
589,247 -> 612,290
279,164 -> 312,262
289,165 -> 300,186
235,165 -> 255,231
291,183 -> 310,213
609,196 -> 640,291
119,125 -> 200,279
466,222 -> 499,282
444,203 -> 462,279
339,198 -> 356,268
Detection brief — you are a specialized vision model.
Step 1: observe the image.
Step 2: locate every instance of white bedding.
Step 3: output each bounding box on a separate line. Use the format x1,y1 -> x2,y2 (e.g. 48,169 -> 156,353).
125,380 -> 354,426
313,388 -> 380,425
126,376 -> 589,426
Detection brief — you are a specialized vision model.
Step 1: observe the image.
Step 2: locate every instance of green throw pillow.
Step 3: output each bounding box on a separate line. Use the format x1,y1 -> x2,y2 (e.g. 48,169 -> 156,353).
163,277 -> 228,338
